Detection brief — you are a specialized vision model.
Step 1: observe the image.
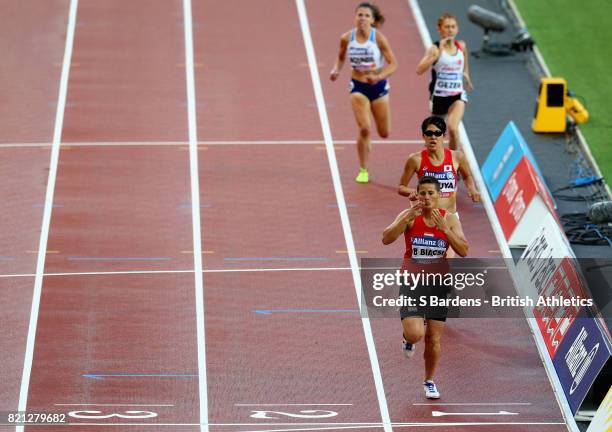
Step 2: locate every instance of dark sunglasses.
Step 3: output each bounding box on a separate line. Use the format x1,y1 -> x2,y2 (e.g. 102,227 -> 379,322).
424,130 -> 443,137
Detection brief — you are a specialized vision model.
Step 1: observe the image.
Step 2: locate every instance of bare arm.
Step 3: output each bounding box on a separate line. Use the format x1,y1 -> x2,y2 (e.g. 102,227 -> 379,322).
432,210 -> 468,257
330,33 -> 349,81
456,150 -> 481,203
458,40 -> 473,91
416,44 -> 439,75
398,153 -> 419,199
382,204 -> 422,245
374,31 -> 398,81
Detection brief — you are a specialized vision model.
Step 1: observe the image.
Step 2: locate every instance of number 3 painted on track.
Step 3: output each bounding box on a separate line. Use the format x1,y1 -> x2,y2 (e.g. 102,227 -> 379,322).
68,410 -> 158,419
250,410 -> 338,419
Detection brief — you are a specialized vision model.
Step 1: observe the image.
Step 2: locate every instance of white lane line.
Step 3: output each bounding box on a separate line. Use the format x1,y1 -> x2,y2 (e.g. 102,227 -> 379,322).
413,403 -> 532,406
0,267 -> 353,278
182,0 -> 208,431
295,1 -> 391,432
0,139 -> 420,148
16,1 -> 79,430
407,1 -> 575,431
215,423 -> 565,432
202,267 -> 350,273
432,410 -> 518,417
54,404 -> 175,407
0,142 -> 54,148
235,404 -> 354,406
0,270 -> 192,278
18,422 -> 567,428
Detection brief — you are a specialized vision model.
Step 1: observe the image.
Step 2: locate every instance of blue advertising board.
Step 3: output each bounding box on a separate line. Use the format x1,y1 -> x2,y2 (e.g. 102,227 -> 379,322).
551,309 -> 612,414
481,121 -> 549,202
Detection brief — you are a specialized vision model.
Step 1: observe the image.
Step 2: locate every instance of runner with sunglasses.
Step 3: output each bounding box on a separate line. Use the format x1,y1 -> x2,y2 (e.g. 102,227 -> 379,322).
398,117 -> 479,257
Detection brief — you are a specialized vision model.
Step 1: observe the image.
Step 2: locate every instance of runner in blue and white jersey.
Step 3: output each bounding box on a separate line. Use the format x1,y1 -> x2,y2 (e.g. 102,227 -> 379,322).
330,2 -> 398,183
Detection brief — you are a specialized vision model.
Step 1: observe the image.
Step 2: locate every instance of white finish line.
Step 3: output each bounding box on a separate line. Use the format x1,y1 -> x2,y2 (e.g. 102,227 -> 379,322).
0,267 -> 353,279
54,404 -> 175,407
0,139 -> 420,148
413,402 -> 532,406
16,421 -> 567,427
235,404 -> 353,406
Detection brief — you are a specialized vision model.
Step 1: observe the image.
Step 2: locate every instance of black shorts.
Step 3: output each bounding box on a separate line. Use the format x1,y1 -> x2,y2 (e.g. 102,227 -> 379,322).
399,282 -> 450,322
430,92 -> 467,116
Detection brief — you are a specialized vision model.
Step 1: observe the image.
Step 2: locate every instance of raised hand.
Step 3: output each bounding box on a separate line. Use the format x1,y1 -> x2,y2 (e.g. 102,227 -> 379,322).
431,209 -> 448,232
404,202 -> 423,224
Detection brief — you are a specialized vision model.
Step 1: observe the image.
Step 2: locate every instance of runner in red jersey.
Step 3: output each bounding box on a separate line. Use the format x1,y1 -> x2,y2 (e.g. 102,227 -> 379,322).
398,116 -> 480,214
398,116 -> 478,258
382,176 -> 468,399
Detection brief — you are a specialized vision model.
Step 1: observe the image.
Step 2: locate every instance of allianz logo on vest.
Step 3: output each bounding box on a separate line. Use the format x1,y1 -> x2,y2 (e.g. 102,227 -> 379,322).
412,236 -> 447,248
423,170 -> 454,180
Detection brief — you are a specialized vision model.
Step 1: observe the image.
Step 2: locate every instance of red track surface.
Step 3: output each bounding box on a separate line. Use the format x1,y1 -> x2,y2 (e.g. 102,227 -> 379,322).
0,0 -> 570,431
0,0 -> 69,421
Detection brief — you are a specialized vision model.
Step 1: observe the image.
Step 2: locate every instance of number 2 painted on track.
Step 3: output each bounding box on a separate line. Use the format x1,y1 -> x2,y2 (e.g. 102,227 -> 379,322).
250,410 -> 338,419
68,410 -> 158,419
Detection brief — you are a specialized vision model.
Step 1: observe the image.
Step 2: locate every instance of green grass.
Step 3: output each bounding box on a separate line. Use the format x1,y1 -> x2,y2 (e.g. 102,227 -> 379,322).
514,0 -> 611,183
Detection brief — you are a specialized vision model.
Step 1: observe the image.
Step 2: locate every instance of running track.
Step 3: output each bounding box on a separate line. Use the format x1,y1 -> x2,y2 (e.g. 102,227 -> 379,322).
0,0 -> 569,431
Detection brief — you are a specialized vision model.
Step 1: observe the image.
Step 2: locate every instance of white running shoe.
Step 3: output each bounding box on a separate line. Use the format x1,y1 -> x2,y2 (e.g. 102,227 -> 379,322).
423,380 -> 440,399
402,338 -> 415,358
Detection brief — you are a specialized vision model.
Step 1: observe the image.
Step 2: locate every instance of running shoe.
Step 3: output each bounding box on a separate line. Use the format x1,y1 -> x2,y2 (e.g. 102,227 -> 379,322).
423,380 -> 440,399
402,338 -> 415,358
355,168 -> 369,183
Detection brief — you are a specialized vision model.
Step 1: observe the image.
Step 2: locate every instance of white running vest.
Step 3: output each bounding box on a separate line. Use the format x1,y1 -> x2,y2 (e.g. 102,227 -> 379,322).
432,43 -> 464,97
348,28 -> 383,72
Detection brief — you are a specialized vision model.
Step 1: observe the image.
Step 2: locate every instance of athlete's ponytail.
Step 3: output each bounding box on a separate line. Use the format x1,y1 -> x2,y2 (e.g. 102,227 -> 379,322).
356,2 -> 385,27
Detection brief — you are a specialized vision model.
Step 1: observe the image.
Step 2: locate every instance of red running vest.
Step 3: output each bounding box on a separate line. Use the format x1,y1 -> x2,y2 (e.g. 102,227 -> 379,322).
404,210 -> 450,260
417,148 -> 457,198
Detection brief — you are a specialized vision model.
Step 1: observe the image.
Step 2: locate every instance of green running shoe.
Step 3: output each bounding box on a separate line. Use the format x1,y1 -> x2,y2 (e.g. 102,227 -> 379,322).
355,168 -> 369,183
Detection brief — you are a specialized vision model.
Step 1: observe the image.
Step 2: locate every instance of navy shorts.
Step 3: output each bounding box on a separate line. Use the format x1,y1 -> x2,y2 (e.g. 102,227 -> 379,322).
350,79 -> 390,102
430,92 -> 467,115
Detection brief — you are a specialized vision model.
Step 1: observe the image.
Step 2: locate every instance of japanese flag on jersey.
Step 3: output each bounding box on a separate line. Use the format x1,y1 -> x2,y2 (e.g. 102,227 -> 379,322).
422,169 -> 456,195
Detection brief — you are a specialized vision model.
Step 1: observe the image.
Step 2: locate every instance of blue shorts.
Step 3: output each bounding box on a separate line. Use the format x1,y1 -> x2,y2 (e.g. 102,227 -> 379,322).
350,79 -> 390,102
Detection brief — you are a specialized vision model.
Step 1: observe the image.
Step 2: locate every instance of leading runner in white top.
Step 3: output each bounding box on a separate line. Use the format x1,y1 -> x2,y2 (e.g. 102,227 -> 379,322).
330,2 -> 398,184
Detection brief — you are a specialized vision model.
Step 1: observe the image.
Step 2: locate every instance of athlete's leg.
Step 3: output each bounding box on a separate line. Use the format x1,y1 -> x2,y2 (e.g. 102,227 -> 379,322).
401,316 -> 425,344
371,94 -> 390,138
351,92 -> 373,171
423,319 -> 445,380
446,100 -> 465,150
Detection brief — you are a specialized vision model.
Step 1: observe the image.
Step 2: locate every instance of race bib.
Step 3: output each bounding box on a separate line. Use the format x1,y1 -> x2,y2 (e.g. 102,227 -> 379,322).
349,47 -> 376,72
434,72 -> 462,96
422,170 -> 456,196
411,236 -> 448,258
